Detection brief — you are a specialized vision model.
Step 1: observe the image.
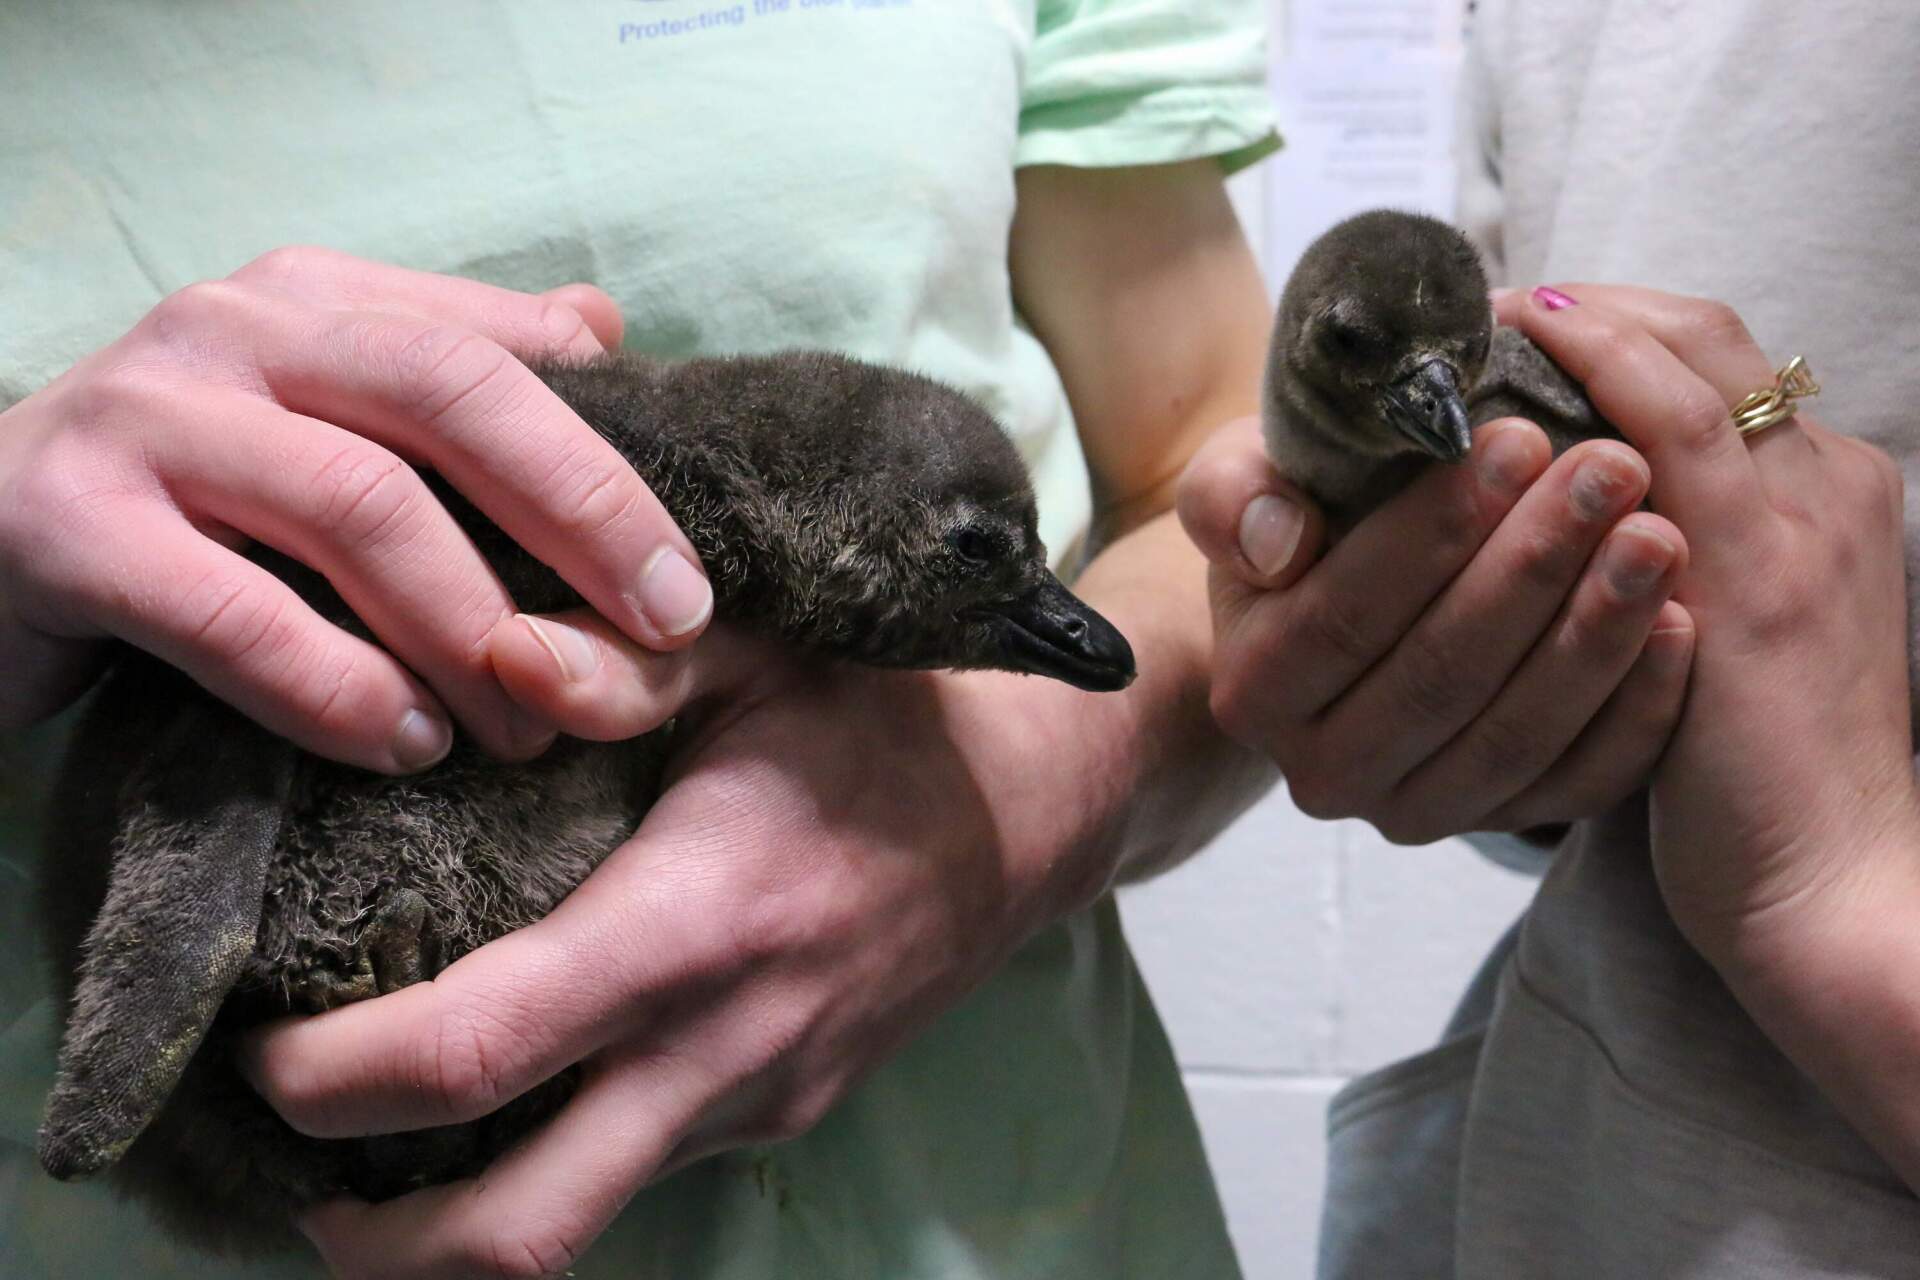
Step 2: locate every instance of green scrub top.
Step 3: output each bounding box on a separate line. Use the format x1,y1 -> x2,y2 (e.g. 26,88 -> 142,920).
0,3 -> 1277,1275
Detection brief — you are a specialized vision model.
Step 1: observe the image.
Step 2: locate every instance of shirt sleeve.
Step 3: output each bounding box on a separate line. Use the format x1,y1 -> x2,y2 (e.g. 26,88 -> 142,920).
1017,0 -> 1281,174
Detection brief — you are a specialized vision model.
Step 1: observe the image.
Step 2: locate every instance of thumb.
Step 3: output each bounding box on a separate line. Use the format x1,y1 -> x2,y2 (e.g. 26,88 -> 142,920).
1176,415 -> 1325,591
541,282 -> 625,353
489,609 -> 760,742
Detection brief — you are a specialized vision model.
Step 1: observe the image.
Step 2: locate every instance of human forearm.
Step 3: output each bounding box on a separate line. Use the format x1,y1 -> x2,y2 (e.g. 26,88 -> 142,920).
1038,506 -> 1276,902
1700,804 -> 1920,1192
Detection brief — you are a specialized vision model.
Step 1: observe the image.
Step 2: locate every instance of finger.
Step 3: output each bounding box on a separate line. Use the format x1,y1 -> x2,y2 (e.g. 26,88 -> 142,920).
1544,284 -> 1823,495
1176,415 -> 1326,590
297,1048 -> 704,1280
240,802 -> 748,1137
1491,287 -> 1524,327
1538,285 -> 1772,407
541,283 -> 624,353
229,246 -> 612,364
1387,513 -> 1687,840
49,504 -> 454,774
152,386 -> 553,759
1510,287 -> 1770,539
490,611 -> 765,742
1485,601 -> 1696,830
1316,437 -> 1650,785
1220,418 -> 1552,720
236,298 -> 715,649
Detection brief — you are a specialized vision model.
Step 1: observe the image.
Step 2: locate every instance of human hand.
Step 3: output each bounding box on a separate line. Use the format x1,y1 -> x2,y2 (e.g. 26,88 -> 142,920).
0,247 -> 711,772
1178,412 -> 1694,844
1509,284 -> 1920,970
241,634 -> 1118,1277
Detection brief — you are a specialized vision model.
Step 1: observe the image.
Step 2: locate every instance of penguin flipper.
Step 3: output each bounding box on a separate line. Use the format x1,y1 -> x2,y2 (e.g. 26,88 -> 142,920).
38,701 -> 294,1180
1470,325 -> 1617,452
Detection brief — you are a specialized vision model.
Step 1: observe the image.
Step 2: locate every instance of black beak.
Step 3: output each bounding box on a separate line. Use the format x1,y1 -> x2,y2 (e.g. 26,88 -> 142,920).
978,573 -> 1136,692
1382,359 -> 1472,463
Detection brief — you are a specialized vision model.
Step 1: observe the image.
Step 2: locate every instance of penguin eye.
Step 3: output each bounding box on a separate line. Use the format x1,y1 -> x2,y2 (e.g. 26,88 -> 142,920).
1320,315 -> 1378,361
949,524 -> 993,565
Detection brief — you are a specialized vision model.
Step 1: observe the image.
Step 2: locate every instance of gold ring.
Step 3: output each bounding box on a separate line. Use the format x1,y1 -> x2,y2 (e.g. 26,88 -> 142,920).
1731,356 -> 1820,438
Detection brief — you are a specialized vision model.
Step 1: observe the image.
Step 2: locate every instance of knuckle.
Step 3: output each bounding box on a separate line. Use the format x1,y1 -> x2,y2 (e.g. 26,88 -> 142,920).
308,445 -> 425,554
471,1227 -> 581,1280
144,279 -> 248,349
1388,631 -> 1470,727
1582,312 -> 1640,379
1666,384 -> 1734,456
1742,565 -> 1817,647
1282,767 -> 1350,823
547,450 -> 647,545
1287,591 -> 1377,674
385,322 -> 517,430
177,568 -> 294,666
56,359 -> 171,436
533,295 -> 595,354
415,1000 -> 547,1121
302,653 -> 382,739
231,244 -> 340,288
1679,296 -> 1754,351
1460,712 -> 1551,791
1506,527 -> 1575,594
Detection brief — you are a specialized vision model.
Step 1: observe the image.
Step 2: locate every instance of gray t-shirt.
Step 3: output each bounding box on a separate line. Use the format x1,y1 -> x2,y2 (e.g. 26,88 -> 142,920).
1321,2 -> 1920,1275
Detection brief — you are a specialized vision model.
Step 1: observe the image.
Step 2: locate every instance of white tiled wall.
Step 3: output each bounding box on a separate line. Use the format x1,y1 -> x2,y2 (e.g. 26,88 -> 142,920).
1117,791 -> 1534,1279
1112,18 -> 1540,1274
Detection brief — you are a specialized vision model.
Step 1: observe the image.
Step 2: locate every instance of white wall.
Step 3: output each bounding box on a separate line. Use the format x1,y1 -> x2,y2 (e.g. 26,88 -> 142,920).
1112,5 -> 1538,1276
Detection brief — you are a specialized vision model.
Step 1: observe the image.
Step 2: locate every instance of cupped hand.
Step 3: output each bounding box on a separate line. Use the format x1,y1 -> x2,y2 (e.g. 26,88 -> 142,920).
240,628 -> 1114,1278
1508,283 -> 1920,970
1178,412 -> 1694,844
0,248 -> 710,772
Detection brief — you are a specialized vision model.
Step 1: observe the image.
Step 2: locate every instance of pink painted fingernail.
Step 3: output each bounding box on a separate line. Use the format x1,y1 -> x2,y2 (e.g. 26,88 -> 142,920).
518,614 -> 599,684
1238,494 -> 1304,577
1532,286 -> 1578,311
391,708 -> 452,771
635,547 -> 713,637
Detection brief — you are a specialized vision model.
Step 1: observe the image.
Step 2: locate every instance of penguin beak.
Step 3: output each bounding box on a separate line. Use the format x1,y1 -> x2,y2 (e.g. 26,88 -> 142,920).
976,573 -> 1137,692
1382,359 -> 1473,463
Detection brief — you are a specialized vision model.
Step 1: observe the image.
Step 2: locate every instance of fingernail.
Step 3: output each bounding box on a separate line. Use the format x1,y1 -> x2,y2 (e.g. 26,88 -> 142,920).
1648,624 -> 1695,670
1477,422 -> 1540,494
503,705 -> 557,758
1238,493 -> 1304,577
1532,286 -> 1578,311
1600,527 -> 1675,599
1569,451 -> 1644,521
391,708 -> 452,771
635,547 -> 713,637
518,614 -> 599,683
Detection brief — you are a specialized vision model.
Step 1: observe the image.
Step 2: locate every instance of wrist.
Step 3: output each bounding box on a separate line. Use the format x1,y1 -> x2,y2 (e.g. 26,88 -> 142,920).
1704,828 -> 1920,1193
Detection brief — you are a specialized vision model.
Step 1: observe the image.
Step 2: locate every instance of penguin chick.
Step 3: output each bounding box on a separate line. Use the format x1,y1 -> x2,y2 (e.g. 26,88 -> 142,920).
1262,209 -> 1607,528
35,350 -> 1136,1256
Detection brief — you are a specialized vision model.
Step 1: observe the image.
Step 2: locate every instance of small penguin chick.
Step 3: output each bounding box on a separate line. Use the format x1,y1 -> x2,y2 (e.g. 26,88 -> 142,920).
1262,209 -> 1605,528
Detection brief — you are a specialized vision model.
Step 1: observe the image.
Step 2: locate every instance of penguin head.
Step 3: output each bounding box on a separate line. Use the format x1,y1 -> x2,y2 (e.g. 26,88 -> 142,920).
667,353 -> 1136,692
1276,210 -> 1493,464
